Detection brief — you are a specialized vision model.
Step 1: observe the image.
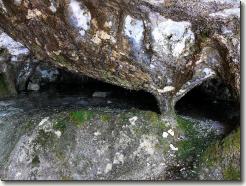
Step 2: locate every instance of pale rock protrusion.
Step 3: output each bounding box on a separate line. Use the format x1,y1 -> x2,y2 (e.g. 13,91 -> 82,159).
167,129 -> 174,136
124,15 -> 144,48
113,152 -> 124,164
150,13 -> 195,58
104,163 -> 112,174
68,0 -> 91,36
129,116 -> 138,125
38,117 -> 50,127
49,0 -> 57,13
54,130 -> 62,138
209,8 -> 240,18
157,86 -> 175,93
0,32 -> 29,56
14,0 -> 22,6
94,131 -> 101,136
162,132 -> 169,138
142,0 -> 164,6
26,9 -> 43,20
0,0 -> 7,13
169,144 -> 178,151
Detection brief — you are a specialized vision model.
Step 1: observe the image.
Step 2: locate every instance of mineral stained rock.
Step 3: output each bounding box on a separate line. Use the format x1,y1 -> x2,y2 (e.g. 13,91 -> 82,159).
0,0 -> 240,112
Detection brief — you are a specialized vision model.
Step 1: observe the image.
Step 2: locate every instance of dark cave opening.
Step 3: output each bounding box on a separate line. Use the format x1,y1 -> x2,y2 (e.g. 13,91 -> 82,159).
30,68 -> 161,113
21,65 -> 240,133
175,78 -> 240,134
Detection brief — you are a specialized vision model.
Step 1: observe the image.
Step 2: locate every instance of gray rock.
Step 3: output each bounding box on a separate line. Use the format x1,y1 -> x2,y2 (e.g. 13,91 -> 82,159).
92,92 -> 111,98
0,97 -> 227,180
27,82 -> 40,91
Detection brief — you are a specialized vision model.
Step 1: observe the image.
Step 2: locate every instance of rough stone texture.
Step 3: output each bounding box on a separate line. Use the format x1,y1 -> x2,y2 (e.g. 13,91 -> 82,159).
0,0 -> 240,112
0,95 -> 226,180
0,30 -> 64,94
198,128 -> 240,180
0,29 -> 61,95
0,0 -> 241,181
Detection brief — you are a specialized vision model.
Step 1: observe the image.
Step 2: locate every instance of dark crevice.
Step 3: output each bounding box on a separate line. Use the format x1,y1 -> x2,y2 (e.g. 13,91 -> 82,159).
175,78 -> 240,135
22,68 -> 160,113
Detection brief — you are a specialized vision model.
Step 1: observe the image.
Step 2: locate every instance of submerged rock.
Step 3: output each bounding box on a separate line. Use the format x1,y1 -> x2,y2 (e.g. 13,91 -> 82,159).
92,91 -> 111,98
27,82 -> 40,91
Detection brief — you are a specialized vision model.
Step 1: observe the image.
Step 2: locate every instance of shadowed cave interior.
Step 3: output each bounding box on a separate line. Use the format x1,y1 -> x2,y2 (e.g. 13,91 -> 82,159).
24,68 -> 240,134
175,78 -> 240,135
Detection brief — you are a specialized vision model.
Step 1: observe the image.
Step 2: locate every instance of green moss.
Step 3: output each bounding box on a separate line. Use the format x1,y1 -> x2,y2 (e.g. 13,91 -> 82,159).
224,165 -> 240,180
31,44 -> 45,59
61,175 -> 73,180
69,109 -> 94,127
176,116 -> 194,135
200,142 -> 221,167
156,139 -> 170,155
144,111 -> 167,130
53,120 -> 67,133
205,128 -> 240,163
100,114 -> 111,123
176,116 -> 199,159
176,116 -> 217,160
54,55 -> 66,64
200,30 -> 210,40
222,128 -> 240,154
145,111 -> 159,125
199,128 -> 240,180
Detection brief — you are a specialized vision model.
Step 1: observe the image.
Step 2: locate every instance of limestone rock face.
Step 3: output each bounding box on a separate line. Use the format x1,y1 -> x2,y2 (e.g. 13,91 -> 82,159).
0,0 -> 240,111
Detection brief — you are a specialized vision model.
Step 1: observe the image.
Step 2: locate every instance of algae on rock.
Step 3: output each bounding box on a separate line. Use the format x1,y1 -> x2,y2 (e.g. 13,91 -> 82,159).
198,128 -> 240,180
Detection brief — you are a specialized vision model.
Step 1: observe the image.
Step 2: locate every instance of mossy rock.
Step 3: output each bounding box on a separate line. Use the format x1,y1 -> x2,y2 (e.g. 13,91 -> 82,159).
176,116 -> 217,161
69,109 -> 94,127
100,114 -> 111,123
199,128 -> 240,180
53,120 -> 67,133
